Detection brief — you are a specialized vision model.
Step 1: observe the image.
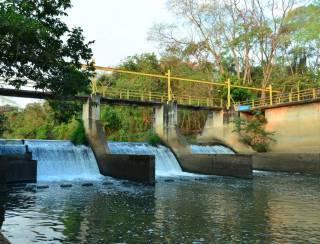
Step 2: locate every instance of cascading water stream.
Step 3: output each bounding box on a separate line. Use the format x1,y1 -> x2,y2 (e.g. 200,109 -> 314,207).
108,142 -> 189,177
0,140 -> 234,181
25,140 -> 101,181
191,144 -> 234,154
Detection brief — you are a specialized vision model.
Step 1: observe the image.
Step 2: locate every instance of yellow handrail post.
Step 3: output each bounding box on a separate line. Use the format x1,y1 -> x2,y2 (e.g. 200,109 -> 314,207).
167,69 -> 172,102
269,84 -> 273,105
313,89 -> 316,99
91,58 -> 97,95
91,76 -> 97,95
297,81 -> 300,101
227,79 -> 231,110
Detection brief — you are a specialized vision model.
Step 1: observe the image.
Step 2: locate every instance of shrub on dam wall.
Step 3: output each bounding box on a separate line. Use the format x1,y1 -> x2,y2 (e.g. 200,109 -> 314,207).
70,120 -> 87,145
233,112 -> 276,152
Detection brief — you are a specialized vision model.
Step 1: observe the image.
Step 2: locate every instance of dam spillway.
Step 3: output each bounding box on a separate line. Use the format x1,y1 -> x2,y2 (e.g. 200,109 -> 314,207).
0,140 -> 233,181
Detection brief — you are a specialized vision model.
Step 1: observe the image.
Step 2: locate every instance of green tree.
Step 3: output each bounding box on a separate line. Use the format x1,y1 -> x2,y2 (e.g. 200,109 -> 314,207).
0,0 -> 94,96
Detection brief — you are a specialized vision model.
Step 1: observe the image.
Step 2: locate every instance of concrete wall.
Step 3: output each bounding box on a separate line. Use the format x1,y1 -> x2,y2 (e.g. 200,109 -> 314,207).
0,155 -> 37,184
0,161 -> 7,194
83,94 -> 155,185
264,102 -> 320,153
197,111 -> 254,153
253,153 -> 320,174
179,154 -> 252,179
154,102 -> 252,178
198,101 -> 320,154
101,154 -> 155,183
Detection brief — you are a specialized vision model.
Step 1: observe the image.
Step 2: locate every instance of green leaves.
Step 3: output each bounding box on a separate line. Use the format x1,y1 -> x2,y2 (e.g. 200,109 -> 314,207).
284,4 -> 320,43
0,0 -> 93,95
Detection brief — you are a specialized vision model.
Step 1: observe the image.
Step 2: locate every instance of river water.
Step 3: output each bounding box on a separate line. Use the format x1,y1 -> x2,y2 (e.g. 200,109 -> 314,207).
0,140 -> 319,243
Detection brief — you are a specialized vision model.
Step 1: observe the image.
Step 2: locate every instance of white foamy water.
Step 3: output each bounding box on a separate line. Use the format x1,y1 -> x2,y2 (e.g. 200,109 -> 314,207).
191,144 -> 234,154
108,142 -> 194,177
25,140 -> 102,181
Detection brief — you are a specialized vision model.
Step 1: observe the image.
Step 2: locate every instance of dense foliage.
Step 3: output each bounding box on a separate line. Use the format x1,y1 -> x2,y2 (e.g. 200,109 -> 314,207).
0,0 -> 94,95
0,102 -> 87,144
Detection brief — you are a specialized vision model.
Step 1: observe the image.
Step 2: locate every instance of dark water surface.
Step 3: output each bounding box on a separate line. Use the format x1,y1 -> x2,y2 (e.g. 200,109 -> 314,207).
0,172 -> 320,243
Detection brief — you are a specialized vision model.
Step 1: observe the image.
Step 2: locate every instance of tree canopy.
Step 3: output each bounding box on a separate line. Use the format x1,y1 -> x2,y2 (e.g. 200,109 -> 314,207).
0,0 -> 94,96
149,0 -> 320,93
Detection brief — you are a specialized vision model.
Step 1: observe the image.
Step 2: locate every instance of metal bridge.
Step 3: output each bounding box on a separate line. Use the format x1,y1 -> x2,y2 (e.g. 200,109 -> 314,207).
0,64 -> 320,111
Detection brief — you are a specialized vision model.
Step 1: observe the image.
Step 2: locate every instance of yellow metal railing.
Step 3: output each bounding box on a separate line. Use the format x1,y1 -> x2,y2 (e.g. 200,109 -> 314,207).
237,88 -> 320,109
84,64 -> 280,109
96,87 -> 222,107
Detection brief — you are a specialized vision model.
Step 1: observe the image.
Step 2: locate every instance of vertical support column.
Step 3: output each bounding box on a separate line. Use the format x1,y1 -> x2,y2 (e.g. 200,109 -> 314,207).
227,79 -> 231,110
154,102 -> 191,157
269,84 -> 273,105
82,93 -> 110,160
312,89 -> 316,99
167,69 -> 172,102
297,81 -> 300,101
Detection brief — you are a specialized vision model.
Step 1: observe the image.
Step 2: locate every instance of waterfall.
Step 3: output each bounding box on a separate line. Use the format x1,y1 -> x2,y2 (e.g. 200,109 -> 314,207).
0,140 -> 235,181
25,140 -> 101,181
191,144 -> 234,154
108,142 -> 191,177
0,139 -> 26,154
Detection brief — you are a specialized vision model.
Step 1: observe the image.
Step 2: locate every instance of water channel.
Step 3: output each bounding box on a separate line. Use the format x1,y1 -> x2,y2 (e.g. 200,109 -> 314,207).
0,141 -> 319,243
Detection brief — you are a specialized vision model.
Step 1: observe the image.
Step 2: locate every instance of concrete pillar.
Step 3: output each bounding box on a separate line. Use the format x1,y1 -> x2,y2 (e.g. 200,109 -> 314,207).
82,94 -> 110,173
82,94 -> 155,185
154,102 -> 191,157
197,110 -> 254,153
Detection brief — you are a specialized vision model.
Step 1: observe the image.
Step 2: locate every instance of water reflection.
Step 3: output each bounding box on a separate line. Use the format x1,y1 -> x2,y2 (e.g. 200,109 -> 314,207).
0,173 -> 319,243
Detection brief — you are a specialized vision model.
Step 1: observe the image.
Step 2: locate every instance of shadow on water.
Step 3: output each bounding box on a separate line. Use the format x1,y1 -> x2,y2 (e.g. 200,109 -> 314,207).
0,173 -> 319,243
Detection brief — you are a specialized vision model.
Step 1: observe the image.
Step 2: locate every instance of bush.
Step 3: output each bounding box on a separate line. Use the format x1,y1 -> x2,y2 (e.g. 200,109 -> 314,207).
233,111 -> 275,152
147,130 -> 161,146
70,119 -> 87,145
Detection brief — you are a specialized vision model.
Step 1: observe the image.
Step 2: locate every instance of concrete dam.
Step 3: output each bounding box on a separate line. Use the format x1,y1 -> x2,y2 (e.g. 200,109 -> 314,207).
0,139 -> 234,183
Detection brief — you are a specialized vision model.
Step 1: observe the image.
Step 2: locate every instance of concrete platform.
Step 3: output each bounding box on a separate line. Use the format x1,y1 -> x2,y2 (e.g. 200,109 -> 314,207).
0,155 -> 37,184
179,154 -> 253,179
100,154 -> 155,185
253,153 -> 320,174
